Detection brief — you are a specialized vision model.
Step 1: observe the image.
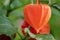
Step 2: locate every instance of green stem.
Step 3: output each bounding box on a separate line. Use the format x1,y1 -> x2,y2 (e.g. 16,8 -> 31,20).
17,31 -> 23,40
17,31 -> 29,40
22,34 -> 30,40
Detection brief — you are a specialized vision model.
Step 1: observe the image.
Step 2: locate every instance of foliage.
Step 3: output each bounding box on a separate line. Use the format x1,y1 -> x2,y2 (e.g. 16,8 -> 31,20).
0,0 -> 60,40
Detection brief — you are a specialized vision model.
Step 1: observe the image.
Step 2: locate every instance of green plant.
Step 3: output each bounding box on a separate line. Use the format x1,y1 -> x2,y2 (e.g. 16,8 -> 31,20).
0,0 -> 60,40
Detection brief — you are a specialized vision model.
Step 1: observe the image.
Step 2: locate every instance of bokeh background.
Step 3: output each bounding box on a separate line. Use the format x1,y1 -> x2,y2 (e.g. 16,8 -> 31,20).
0,0 -> 60,40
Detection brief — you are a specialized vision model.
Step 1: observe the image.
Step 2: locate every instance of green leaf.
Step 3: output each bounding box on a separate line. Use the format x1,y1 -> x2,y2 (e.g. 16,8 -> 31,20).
10,0 -> 22,9
14,33 -> 22,40
56,0 -> 60,4
8,7 -> 24,21
0,7 -> 7,16
4,0 -> 10,6
10,0 -> 31,9
8,7 -> 24,27
0,7 -> 17,39
0,0 -> 4,7
8,7 -> 24,39
50,7 -> 60,40
20,0 -> 31,4
40,0 -> 48,4
0,16 -> 17,39
0,0 -> 10,7
36,34 -> 55,40
53,4 -> 60,10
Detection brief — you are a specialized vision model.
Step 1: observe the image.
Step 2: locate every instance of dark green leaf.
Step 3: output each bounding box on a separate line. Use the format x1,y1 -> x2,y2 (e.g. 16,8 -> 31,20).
53,4 -> 60,10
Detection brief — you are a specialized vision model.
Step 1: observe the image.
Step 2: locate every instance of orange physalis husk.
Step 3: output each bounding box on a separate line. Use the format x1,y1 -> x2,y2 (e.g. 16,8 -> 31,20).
24,3 -> 51,33
38,23 -> 50,34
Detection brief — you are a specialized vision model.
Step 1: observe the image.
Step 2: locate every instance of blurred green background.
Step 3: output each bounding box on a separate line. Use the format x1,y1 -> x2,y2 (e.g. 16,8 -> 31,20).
0,0 -> 60,40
